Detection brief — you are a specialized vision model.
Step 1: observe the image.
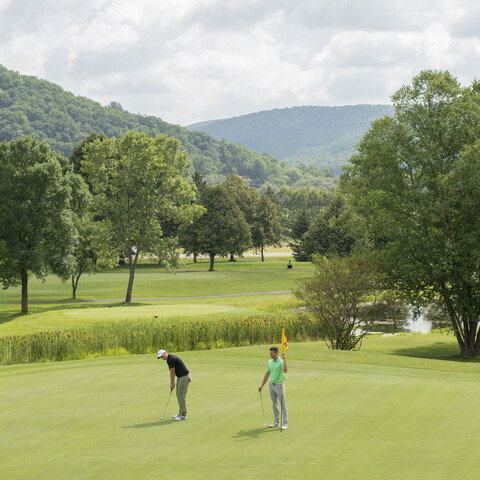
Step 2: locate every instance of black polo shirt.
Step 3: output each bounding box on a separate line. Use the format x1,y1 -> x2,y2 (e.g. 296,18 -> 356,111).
166,354 -> 189,378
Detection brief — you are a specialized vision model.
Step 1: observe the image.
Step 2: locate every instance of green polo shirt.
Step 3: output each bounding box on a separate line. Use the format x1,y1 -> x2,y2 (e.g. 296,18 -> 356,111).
267,358 -> 285,384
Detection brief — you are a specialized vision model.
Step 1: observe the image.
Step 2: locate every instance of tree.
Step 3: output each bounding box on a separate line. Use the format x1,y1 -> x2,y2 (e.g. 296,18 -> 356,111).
294,254 -> 385,350
192,169 -> 207,192
69,217 -> 117,299
293,196 -> 354,262
194,186 -> 251,271
177,170 -> 207,263
82,131 -> 200,303
221,175 -> 258,260
340,70 -> 480,357
178,221 -> 201,264
252,188 -> 282,261
288,207 -> 312,261
0,136 -> 78,313
276,185 -> 332,237
68,133 -> 119,298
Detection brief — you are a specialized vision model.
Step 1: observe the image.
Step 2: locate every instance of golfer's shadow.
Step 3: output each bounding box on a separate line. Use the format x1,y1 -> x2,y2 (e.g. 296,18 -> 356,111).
123,419 -> 175,429
233,427 -> 277,441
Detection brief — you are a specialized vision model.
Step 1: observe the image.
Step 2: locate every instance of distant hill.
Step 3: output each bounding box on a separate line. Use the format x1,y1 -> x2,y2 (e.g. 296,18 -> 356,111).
187,105 -> 394,174
0,65 -> 335,189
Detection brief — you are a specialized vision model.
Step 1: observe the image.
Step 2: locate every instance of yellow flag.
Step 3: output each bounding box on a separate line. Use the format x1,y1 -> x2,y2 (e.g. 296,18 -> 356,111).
281,328 -> 289,353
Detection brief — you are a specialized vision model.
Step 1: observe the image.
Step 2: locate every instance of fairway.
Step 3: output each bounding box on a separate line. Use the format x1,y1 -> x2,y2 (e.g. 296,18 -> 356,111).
0,258 -> 311,335
2,336 -> 480,479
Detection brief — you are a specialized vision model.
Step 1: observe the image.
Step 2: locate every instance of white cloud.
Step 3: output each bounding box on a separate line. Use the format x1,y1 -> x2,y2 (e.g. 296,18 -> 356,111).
1,0 -> 480,124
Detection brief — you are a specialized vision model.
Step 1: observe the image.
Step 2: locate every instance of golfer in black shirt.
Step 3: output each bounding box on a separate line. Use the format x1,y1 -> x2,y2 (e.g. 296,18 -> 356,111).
157,349 -> 191,421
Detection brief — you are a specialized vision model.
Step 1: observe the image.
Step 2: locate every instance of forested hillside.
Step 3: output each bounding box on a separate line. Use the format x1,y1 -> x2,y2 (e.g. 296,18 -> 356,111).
0,65 -> 334,189
188,105 -> 394,173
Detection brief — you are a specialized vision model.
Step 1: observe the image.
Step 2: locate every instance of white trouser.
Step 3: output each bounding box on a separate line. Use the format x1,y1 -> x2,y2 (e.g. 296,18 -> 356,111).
269,382 -> 288,425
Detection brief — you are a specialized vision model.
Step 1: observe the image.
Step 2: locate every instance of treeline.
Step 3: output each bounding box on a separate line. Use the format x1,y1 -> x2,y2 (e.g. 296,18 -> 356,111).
0,131 -> 334,314
0,65 -> 336,189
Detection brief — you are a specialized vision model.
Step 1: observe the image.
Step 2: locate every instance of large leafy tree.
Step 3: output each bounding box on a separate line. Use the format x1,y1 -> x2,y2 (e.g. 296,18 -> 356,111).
221,175 -> 257,260
69,133 -> 118,299
252,187 -> 282,261
82,131 -> 200,303
0,136 -> 79,313
194,186 -> 251,271
341,70 -> 480,357
293,196 -> 354,262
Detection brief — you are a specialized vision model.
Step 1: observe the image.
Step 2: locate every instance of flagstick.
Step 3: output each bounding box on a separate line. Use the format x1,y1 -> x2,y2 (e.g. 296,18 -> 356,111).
280,380 -> 283,432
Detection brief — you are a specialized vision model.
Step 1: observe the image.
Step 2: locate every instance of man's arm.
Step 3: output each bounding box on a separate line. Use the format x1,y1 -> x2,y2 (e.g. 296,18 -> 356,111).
282,353 -> 288,373
258,371 -> 270,392
170,367 -> 176,390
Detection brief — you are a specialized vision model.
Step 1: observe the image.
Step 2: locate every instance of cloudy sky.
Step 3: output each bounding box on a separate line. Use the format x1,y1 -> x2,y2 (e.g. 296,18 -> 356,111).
0,0 -> 479,125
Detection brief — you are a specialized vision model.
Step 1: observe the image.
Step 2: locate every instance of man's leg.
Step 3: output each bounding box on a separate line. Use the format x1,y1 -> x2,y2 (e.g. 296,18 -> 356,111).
269,383 -> 280,424
280,383 -> 288,426
176,375 -> 189,416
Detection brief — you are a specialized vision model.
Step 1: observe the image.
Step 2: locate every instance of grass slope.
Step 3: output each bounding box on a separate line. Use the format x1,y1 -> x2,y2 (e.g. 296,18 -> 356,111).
2,335 -> 479,479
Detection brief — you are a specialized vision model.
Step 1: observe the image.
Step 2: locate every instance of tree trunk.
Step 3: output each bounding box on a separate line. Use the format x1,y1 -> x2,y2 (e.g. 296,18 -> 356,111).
125,249 -> 140,303
261,245 -> 264,262
229,254 -> 236,262
21,268 -> 28,314
193,251 -> 197,263
72,273 -> 81,299
209,253 -> 215,271
457,322 -> 480,357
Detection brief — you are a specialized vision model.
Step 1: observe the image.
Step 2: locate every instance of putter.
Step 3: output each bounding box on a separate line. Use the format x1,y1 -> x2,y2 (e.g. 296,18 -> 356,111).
259,391 -> 267,426
160,390 -> 172,420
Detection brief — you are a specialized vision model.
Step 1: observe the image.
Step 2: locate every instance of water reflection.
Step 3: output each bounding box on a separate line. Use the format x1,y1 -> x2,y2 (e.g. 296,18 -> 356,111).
368,304 -> 449,334
405,312 -> 432,333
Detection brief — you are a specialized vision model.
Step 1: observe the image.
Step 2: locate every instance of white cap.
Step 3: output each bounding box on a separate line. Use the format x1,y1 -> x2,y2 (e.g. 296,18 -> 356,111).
157,349 -> 166,359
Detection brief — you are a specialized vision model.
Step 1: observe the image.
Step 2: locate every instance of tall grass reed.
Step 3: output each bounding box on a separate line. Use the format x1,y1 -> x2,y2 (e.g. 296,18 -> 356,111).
0,312 -> 322,365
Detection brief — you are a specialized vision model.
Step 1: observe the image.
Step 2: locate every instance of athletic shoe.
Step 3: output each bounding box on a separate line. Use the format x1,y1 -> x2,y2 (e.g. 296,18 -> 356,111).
268,422 -> 279,428
174,415 -> 187,421
172,414 -> 181,419
281,425 -> 288,430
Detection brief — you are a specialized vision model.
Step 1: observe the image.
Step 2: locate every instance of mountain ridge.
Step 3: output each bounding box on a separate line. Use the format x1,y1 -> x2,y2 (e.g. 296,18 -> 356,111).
0,64 -> 336,189
187,104 -> 394,173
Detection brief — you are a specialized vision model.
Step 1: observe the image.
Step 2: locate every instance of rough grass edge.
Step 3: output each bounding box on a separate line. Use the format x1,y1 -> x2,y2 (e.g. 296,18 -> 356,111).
0,312 -> 322,365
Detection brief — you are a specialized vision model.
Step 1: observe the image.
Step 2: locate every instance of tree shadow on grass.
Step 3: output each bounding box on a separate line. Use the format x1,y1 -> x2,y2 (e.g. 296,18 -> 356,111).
391,341 -> 480,363
232,427 -> 277,442
0,300 -> 158,326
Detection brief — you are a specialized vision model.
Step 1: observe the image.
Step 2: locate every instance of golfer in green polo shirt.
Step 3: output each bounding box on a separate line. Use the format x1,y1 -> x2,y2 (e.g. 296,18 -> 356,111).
258,346 -> 288,429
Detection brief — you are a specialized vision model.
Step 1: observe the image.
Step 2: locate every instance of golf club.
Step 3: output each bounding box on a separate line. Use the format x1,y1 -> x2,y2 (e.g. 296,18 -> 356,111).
160,390 -> 172,420
259,391 -> 267,426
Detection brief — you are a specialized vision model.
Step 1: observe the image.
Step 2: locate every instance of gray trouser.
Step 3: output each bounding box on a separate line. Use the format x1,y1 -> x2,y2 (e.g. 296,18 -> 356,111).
176,374 -> 190,416
269,382 -> 288,425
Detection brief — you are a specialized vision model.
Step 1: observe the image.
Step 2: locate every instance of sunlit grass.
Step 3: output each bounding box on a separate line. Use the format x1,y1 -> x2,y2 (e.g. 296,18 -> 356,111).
2,337 -> 479,479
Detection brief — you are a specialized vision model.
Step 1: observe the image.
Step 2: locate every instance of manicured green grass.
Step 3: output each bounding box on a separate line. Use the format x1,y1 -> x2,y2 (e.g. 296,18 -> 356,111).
0,294 -> 296,336
0,261 -> 311,303
0,258 -> 312,336
1,334 -> 478,479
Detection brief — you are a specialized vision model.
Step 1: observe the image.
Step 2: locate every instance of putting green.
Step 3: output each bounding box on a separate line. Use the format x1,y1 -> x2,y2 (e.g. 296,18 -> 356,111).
2,337 -> 480,479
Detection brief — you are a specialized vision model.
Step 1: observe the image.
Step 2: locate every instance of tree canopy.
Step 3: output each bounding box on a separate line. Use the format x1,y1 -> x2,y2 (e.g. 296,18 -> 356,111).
341,70 -> 480,357
0,136 -> 83,312
82,131 -> 201,302
188,185 -> 251,271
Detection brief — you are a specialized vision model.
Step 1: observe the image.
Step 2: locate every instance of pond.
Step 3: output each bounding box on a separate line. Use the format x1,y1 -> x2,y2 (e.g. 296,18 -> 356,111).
368,305 -> 449,334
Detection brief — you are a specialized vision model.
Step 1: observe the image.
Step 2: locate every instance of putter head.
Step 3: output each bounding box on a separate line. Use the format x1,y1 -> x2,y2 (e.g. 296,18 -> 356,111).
160,417 -> 165,420
263,422 -> 268,426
